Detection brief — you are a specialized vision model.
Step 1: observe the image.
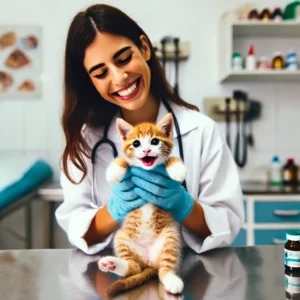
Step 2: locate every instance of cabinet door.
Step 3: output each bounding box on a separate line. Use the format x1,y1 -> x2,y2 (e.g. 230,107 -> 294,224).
231,229 -> 247,246
244,200 -> 247,223
255,201 -> 300,223
255,229 -> 291,245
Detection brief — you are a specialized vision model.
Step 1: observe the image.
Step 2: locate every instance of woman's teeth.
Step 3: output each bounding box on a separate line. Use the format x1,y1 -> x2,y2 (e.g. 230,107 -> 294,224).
117,80 -> 137,97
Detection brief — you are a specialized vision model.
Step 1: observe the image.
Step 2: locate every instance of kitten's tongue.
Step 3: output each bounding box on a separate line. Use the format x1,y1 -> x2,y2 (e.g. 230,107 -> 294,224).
141,156 -> 157,166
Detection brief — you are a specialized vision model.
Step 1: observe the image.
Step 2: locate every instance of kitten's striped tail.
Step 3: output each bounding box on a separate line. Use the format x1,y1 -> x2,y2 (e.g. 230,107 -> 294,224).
107,267 -> 157,296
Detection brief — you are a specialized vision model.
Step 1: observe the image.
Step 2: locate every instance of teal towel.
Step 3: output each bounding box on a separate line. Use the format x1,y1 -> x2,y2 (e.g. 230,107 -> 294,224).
0,160 -> 53,210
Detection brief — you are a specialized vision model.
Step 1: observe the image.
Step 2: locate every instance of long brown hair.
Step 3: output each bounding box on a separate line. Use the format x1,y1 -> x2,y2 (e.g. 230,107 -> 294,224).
62,4 -> 199,183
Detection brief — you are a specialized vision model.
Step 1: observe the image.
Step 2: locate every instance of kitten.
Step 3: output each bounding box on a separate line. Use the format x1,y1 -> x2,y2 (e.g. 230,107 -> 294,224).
98,113 -> 186,296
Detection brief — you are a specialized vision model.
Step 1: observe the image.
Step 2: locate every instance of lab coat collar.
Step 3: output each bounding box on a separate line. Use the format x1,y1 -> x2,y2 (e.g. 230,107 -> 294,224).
107,100 -> 198,143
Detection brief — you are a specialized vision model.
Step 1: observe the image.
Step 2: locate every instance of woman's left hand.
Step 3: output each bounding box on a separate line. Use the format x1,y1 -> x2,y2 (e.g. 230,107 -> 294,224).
131,164 -> 194,222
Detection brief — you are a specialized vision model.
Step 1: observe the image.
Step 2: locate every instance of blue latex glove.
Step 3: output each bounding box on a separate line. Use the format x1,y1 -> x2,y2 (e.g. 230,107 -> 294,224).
107,169 -> 147,222
131,165 -> 194,222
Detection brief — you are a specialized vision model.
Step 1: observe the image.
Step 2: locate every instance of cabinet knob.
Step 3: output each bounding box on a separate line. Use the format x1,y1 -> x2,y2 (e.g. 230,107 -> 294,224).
273,238 -> 286,245
273,210 -> 299,216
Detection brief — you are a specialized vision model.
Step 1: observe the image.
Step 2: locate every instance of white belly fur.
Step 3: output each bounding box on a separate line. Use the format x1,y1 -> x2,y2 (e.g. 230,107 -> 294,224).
126,203 -> 165,265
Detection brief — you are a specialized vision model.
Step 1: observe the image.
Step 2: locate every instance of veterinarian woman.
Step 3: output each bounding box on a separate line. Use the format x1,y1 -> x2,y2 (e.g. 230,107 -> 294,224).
55,4 -> 244,254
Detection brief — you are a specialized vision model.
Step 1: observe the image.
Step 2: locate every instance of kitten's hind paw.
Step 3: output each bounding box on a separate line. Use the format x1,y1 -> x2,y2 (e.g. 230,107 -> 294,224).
98,256 -> 128,276
162,272 -> 184,294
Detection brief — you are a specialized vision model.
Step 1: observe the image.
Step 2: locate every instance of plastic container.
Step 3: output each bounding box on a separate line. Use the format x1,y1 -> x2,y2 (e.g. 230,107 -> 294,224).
245,45 -> 256,70
272,52 -> 285,70
258,56 -> 272,70
268,155 -> 282,186
232,52 -> 243,70
272,7 -> 284,22
286,51 -> 298,71
260,8 -> 272,21
282,158 -> 299,186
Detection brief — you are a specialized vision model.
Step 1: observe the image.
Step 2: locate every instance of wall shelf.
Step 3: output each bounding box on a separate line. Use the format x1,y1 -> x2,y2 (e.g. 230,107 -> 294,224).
220,70 -> 300,83
232,21 -> 300,38
219,19 -> 300,83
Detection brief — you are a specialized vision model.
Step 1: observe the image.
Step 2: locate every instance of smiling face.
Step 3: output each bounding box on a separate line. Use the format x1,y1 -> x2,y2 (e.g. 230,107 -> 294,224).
116,113 -> 174,169
83,32 -> 152,112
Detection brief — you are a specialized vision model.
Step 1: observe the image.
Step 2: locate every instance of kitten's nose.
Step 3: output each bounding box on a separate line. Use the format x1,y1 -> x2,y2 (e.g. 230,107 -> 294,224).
143,149 -> 151,155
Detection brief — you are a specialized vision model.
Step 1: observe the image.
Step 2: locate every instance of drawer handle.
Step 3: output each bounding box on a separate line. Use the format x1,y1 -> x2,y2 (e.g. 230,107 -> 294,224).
273,238 -> 286,245
273,210 -> 300,216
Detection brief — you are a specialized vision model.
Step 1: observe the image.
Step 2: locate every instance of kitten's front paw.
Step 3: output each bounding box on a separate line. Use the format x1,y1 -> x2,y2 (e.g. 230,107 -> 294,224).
106,163 -> 127,184
166,162 -> 186,183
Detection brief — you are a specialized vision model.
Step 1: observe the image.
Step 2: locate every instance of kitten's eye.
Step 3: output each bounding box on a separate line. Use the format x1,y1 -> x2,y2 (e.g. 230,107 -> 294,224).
133,140 -> 141,148
151,138 -> 160,145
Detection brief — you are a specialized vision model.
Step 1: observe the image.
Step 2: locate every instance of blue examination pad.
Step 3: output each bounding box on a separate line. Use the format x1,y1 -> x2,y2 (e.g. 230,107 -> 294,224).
0,160 -> 53,210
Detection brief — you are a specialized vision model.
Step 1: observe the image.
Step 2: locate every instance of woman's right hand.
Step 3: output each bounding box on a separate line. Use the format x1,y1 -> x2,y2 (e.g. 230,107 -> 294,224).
107,169 -> 147,222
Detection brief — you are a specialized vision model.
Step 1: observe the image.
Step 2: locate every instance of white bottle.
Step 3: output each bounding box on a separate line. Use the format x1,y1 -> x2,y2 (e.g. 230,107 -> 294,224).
245,44 -> 256,71
268,155 -> 282,186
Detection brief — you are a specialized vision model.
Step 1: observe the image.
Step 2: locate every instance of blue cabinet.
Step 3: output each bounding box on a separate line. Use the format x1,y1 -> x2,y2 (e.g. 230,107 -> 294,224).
231,229 -> 246,246
241,195 -> 300,246
255,229 -> 290,245
255,202 -> 300,223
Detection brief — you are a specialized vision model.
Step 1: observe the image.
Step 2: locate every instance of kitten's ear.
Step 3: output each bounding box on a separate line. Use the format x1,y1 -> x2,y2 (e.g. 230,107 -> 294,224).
156,113 -> 173,138
116,118 -> 133,141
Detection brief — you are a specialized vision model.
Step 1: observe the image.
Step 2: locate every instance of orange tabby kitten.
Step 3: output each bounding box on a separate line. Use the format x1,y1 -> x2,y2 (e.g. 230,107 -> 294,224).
98,113 -> 186,296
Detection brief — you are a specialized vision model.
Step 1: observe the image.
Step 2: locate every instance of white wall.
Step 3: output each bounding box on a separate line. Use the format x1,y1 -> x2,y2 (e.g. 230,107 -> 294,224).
1,0 -> 298,182
0,0 -> 299,247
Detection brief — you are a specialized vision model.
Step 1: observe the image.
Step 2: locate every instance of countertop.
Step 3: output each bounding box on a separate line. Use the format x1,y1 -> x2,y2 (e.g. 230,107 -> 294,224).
0,245 -> 286,300
37,181 -> 300,202
241,181 -> 300,195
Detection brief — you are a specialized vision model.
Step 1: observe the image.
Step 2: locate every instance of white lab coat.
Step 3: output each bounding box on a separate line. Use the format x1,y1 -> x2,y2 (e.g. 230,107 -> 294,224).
55,100 -> 244,255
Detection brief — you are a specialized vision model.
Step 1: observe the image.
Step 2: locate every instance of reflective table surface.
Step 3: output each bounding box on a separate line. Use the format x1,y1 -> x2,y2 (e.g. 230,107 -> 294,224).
0,245 -> 286,300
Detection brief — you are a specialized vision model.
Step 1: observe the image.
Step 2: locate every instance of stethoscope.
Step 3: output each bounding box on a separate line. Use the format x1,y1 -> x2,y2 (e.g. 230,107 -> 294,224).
90,98 -> 187,203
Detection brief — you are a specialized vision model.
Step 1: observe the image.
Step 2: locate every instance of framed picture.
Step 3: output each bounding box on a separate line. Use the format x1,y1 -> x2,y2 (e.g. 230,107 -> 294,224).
0,25 -> 42,98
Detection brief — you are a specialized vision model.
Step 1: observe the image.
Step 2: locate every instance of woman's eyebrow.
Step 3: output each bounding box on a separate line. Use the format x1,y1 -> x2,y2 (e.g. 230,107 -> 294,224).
88,46 -> 132,74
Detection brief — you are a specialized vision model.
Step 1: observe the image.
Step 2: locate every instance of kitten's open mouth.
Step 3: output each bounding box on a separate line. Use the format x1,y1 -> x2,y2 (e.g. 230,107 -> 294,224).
139,156 -> 157,167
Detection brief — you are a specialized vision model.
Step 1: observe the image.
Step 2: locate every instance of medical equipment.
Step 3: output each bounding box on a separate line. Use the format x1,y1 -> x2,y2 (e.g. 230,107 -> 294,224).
90,98 -> 187,203
233,91 -> 248,168
173,37 -> 180,97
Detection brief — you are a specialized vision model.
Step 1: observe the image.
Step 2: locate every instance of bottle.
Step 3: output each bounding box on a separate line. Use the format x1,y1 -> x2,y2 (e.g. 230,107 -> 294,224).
286,267 -> 300,299
282,158 -> 299,186
285,231 -> 300,271
286,51 -> 298,71
272,7 -> 284,22
268,155 -> 282,186
248,9 -> 259,20
245,45 -> 256,71
232,52 -> 243,70
260,8 -> 272,21
258,56 -> 271,70
272,52 -> 285,70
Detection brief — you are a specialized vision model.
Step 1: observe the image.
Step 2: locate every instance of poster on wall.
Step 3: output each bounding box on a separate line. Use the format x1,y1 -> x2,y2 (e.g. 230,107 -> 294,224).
0,25 -> 42,98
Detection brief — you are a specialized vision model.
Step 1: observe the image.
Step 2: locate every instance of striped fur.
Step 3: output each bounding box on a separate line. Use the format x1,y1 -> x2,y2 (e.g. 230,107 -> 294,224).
102,113 -> 185,296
